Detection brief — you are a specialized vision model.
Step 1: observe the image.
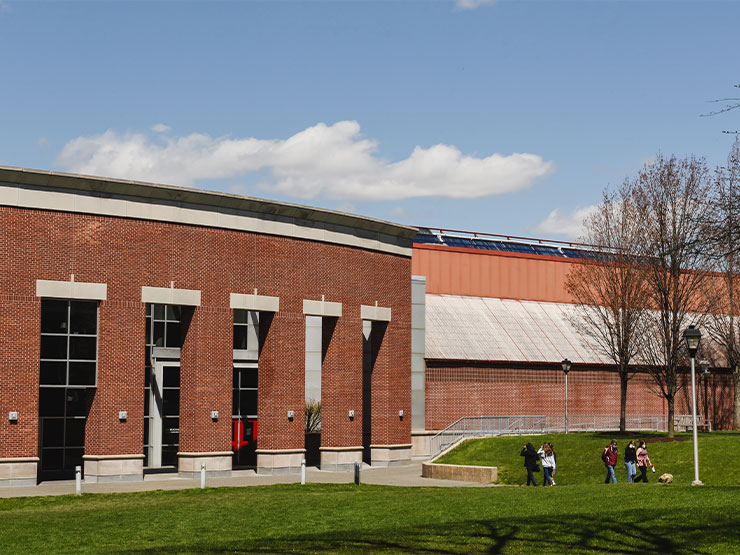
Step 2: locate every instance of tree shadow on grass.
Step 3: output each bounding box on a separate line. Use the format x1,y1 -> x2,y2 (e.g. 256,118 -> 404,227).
116,510 -> 740,554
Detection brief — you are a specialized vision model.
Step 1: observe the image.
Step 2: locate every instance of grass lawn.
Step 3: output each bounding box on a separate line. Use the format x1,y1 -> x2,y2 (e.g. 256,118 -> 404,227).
434,431 -> 740,486
1,482 -> 740,554
1,433 -> 739,554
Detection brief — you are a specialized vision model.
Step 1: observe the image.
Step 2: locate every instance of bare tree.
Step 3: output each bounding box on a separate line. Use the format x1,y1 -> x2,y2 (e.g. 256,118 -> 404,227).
701,84 -> 740,134
632,155 -> 716,438
704,138 -> 740,429
566,185 -> 650,432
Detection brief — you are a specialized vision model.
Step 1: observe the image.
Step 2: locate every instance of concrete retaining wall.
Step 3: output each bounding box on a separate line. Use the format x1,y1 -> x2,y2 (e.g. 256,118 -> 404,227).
421,461 -> 497,483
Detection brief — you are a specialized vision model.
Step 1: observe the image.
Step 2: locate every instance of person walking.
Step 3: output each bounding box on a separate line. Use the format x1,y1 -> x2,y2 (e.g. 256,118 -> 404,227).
537,443 -> 556,486
634,440 -> 653,483
520,443 -> 540,486
624,440 -> 637,483
602,439 -> 618,484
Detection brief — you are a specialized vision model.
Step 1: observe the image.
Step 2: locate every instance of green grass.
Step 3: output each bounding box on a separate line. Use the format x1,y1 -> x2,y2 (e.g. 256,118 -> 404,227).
435,431 -> 740,486
1,482 -> 740,554
1,433 -> 739,554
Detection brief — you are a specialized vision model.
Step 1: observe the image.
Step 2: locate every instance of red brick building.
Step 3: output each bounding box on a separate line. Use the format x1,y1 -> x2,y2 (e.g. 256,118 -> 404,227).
409,229 -> 734,456
0,166 -> 415,486
1,166 -> 732,486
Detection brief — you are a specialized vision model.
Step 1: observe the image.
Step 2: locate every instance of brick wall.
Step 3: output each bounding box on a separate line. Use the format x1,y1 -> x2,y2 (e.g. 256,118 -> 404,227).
426,365 -> 735,431
0,206 -> 411,459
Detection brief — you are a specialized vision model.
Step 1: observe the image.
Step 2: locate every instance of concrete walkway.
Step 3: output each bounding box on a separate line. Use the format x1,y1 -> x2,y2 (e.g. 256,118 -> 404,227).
0,461 -> 492,499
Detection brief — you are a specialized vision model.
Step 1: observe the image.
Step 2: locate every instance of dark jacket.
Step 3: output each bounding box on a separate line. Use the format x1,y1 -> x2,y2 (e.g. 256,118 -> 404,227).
624,446 -> 637,463
520,448 -> 540,470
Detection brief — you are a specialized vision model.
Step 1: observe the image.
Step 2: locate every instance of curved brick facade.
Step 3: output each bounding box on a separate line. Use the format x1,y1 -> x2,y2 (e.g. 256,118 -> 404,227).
0,167 -> 414,483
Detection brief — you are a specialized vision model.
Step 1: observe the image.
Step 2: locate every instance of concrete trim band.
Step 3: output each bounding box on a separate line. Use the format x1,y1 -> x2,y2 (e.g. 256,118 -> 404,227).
36,279 -> 107,301
141,286 -> 201,306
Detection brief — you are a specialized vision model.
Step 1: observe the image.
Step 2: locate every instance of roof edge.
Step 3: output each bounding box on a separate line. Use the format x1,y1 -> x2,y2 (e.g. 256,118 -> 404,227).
0,165 -> 418,240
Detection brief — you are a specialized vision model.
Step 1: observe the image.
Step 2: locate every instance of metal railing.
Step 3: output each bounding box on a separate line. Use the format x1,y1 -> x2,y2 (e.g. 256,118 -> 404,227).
429,414 -> 673,459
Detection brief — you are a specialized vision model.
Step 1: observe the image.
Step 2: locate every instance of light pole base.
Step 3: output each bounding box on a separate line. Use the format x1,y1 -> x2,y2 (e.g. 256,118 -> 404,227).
691,480 -> 703,486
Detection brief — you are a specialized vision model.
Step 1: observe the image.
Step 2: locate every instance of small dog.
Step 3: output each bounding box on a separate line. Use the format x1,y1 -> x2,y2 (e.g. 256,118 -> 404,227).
658,473 -> 673,483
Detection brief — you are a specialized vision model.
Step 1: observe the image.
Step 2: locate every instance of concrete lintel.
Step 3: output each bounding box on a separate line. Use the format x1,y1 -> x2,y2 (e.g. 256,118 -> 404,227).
303,298 -> 342,318
36,279 -> 107,301
230,292 -> 279,312
360,304 -> 392,322
141,286 -> 201,306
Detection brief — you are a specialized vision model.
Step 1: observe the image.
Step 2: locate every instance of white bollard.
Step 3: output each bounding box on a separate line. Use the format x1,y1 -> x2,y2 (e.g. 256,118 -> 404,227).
75,465 -> 82,496
200,463 -> 206,489
301,458 -> 306,485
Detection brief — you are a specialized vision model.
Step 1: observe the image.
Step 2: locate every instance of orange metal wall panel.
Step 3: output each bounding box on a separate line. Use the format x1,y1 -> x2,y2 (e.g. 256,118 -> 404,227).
412,244 -> 578,303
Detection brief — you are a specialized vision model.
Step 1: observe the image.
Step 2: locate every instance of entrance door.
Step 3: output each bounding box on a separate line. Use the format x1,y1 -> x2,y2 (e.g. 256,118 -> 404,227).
232,365 -> 258,467
148,361 -> 180,467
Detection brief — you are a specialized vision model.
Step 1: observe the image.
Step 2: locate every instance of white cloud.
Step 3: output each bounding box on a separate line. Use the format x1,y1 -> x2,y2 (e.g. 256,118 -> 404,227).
37,137 -> 48,149
533,205 -> 598,240
56,121 -> 554,202
455,0 -> 497,10
151,123 -> 171,133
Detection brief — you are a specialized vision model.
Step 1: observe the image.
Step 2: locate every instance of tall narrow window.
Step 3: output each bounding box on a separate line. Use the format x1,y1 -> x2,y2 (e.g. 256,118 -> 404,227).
144,304 -> 183,468
232,309 -> 258,467
39,300 -> 98,477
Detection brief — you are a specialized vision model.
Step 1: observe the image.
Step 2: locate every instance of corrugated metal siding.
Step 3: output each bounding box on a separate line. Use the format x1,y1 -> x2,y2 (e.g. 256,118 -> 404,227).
426,294 -> 612,364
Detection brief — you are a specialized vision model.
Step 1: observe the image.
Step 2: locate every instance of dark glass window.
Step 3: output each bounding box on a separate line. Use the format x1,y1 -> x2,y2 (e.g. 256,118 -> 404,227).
69,302 -> 97,335
165,322 -> 181,348
39,388 -> 65,417
39,299 -> 97,476
40,299 -> 98,386
41,419 -> 64,447
233,367 -> 258,419
65,419 -> 86,447
41,300 -> 68,333
242,370 -> 258,389
68,362 -> 96,386
233,326 -> 248,349
41,335 -> 68,360
40,361 -> 66,385
69,336 -> 96,360
65,389 -> 90,417
234,309 -> 248,325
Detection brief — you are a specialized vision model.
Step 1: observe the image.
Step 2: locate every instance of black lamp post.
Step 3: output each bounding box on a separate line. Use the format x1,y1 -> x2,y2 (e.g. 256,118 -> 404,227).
682,325 -> 703,486
561,359 -> 571,434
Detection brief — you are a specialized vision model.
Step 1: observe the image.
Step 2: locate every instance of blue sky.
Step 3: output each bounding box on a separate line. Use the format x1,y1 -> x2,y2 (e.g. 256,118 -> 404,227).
1,0 -> 738,241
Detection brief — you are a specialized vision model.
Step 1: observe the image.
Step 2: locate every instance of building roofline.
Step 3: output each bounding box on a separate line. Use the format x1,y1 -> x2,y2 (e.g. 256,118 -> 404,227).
0,165 -> 418,240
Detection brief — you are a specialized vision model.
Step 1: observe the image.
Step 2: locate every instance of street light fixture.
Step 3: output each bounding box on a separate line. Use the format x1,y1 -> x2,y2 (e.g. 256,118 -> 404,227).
561,359 -> 571,434
682,325 -> 703,486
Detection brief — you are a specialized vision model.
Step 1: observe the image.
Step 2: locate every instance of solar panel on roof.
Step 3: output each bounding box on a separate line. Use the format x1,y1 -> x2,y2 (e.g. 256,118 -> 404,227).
413,233 -> 443,244
443,236 -> 477,249
531,245 -> 563,257
507,242 -> 537,255
471,239 -> 499,250
561,248 -> 586,259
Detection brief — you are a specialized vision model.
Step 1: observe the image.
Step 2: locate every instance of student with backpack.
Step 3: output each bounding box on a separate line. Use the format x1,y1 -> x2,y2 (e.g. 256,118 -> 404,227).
602,439 -> 618,484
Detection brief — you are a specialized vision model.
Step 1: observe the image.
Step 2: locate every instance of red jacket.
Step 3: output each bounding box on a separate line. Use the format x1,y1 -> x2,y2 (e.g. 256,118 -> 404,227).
602,445 -> 618,466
